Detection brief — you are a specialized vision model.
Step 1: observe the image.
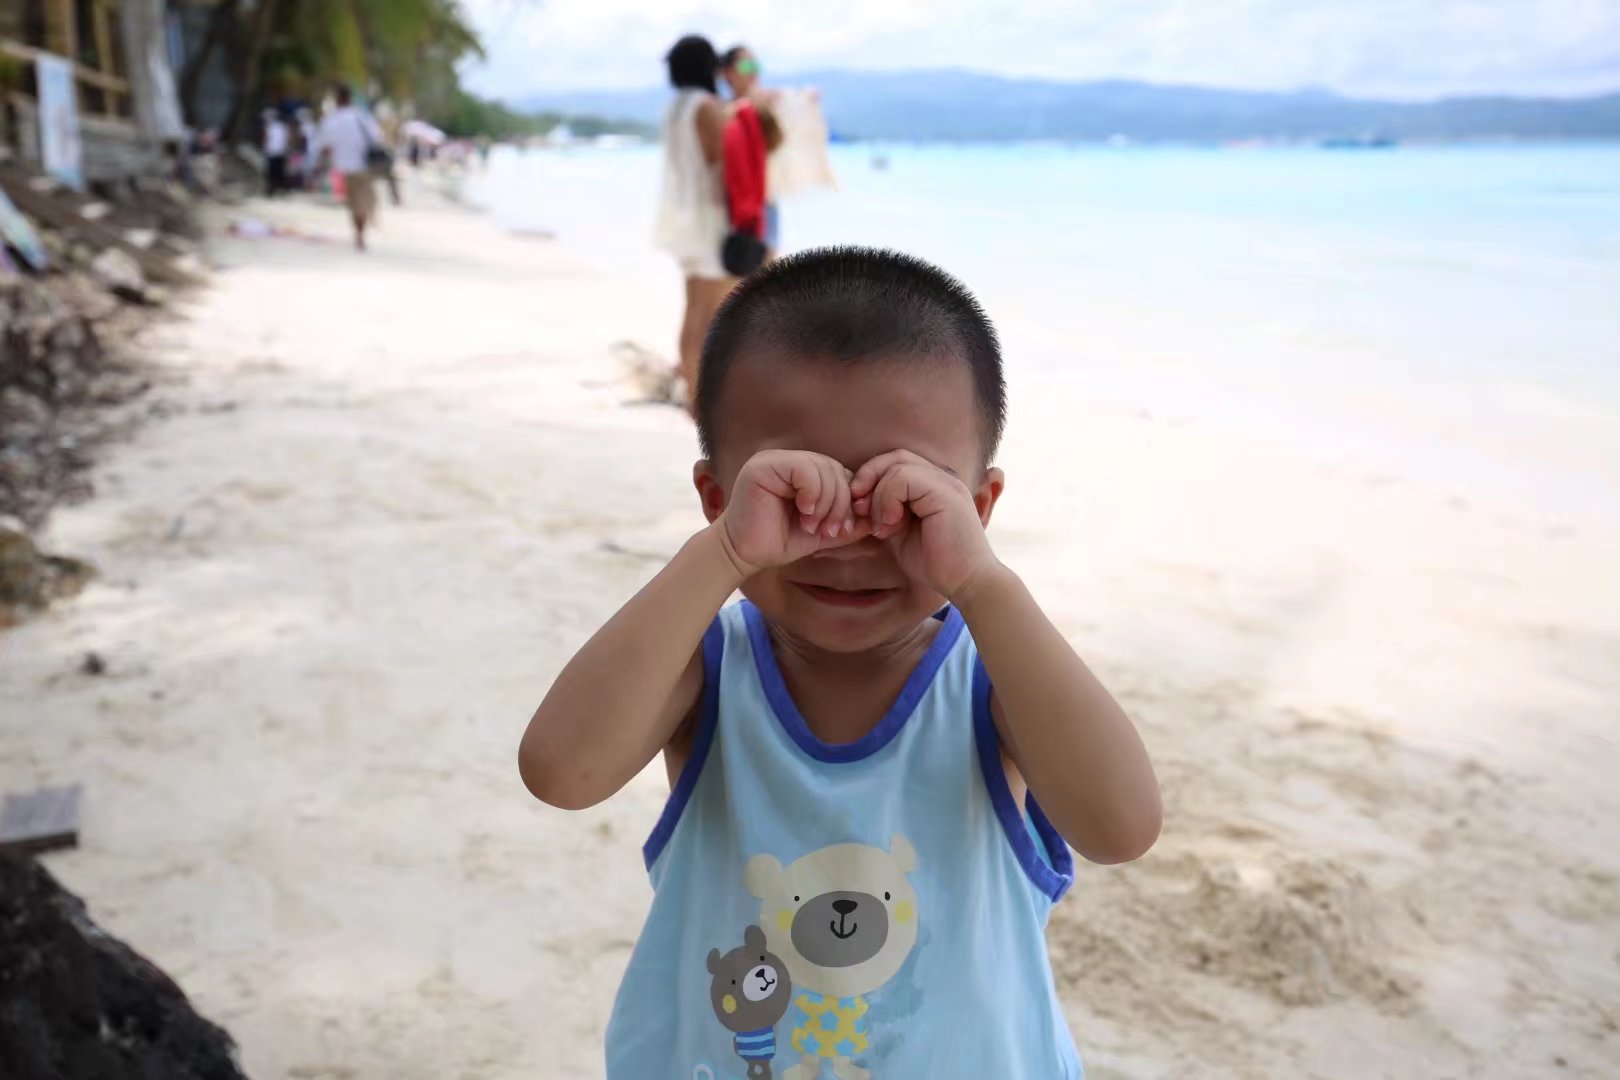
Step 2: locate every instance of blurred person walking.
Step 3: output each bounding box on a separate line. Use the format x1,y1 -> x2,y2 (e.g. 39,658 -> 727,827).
262,109 -> 290,196
654,35 -> 732,406
313,86 -> 385,251
295,108 -> 318,189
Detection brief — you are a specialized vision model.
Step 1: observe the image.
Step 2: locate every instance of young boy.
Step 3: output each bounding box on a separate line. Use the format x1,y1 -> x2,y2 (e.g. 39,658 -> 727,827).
521,247 -> 1160,1078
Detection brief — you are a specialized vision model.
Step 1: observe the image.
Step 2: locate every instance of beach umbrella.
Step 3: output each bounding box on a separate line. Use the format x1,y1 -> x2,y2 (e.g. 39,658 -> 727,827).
402,120 -> 448,146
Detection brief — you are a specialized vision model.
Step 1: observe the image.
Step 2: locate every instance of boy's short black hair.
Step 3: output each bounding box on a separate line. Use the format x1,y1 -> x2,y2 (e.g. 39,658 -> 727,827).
696,246 -> 1006,462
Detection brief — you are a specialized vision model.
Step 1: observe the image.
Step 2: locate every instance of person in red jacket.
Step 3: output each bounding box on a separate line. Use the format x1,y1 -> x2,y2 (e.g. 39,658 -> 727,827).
723,97 -> 769,260
722,46 -> 784,258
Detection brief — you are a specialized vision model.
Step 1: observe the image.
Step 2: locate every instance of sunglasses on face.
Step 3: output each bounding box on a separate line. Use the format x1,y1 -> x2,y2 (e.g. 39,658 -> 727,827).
733,57 -> 761,76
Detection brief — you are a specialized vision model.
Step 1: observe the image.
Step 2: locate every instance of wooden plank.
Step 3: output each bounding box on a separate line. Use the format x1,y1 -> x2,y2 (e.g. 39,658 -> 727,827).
92,2 -> 117,116
44,0 -> 79,65
0,41 -> 132,92
77,68 -> 131,94
0,783 -> 82,855
0,41 -> 43,63
94,1 -> 116,72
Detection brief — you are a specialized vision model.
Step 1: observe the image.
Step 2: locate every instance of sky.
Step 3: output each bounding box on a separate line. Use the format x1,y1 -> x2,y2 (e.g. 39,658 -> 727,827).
459,0 -> 1620,102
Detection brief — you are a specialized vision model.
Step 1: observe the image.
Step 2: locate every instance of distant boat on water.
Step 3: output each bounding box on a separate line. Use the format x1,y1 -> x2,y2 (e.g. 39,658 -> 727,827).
1319,134 -> 1398,149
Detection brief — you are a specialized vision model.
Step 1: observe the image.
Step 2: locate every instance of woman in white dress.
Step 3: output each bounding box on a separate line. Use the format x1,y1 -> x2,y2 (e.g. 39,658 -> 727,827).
654,36 -> 732,406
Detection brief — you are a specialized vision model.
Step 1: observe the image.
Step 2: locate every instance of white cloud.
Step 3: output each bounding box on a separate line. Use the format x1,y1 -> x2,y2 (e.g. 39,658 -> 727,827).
459,0 -> 1620,100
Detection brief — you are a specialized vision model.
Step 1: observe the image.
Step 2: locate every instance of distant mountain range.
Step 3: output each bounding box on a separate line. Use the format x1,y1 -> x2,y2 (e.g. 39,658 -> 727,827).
516,69 -> 1620,142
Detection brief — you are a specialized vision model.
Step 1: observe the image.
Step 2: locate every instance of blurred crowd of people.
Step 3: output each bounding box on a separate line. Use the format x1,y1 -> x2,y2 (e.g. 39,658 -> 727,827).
161,87 -> 485,252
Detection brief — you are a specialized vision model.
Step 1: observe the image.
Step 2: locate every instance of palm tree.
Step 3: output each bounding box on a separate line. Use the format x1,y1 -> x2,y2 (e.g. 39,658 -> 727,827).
183,0 -> 486,138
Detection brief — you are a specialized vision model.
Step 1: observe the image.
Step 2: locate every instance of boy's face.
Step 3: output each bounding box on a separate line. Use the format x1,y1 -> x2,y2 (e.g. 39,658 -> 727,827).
696,354 -> 1003,654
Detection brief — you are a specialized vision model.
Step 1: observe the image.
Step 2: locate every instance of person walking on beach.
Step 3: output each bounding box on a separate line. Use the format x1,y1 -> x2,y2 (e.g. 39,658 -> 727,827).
313,86 -> 384,251
262,109 -> 290,197
654,35 -> 732,404
295,108 -> 318,189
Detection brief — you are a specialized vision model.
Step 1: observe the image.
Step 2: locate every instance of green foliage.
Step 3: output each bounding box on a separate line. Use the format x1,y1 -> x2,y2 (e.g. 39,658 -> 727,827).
195,0 -> 648,142
264,0 -> 484,113
431,89 -> 653,141
435,90 -> 545,140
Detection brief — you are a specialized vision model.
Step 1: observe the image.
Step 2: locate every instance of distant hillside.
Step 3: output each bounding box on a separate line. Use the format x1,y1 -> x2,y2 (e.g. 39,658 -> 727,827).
515,69 -> 1620,142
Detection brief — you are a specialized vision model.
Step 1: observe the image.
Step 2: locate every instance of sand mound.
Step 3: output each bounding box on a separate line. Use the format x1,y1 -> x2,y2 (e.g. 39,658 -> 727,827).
1050,851 -> 1412,1016
608,339 -> 682,406
1168,857 -> 1411,1007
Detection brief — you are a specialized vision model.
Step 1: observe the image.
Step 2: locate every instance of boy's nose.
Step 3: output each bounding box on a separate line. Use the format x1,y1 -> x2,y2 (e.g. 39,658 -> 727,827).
812,538 -> 881,562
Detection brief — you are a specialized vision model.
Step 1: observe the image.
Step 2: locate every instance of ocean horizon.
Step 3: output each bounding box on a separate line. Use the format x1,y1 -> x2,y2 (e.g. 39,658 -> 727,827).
472,141 -> 1620,520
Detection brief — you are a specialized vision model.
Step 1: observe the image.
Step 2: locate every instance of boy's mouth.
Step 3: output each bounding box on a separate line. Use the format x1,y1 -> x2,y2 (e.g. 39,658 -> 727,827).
794,583 -> 897,609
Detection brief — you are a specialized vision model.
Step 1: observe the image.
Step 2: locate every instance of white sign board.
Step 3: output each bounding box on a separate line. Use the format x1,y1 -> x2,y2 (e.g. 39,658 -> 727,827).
36,53 -> 84,190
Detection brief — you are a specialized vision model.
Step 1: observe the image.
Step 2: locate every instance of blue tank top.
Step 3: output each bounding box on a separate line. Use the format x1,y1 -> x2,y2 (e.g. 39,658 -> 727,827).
606,601 -> 1082,1078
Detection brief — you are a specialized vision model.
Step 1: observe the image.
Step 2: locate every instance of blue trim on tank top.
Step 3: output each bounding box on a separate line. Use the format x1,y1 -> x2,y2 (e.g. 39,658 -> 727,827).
743,600 -> 966,764
642,616 -> 726,869
971,656 -> 1076,902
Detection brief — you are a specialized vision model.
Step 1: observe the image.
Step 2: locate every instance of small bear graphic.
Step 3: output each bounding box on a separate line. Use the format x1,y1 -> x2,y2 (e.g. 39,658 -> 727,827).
707,924 -> 794,1079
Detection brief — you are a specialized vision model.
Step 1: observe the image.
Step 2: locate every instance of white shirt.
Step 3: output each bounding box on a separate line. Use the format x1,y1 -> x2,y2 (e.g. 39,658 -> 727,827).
314,106 -> 382,174
264,118 -> 289,156
654,90 -> 727,263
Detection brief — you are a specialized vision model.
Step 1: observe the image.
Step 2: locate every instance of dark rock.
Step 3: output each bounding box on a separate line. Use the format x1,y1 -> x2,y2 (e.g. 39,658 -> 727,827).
0,526 -> 93,624
0,854 -> 250,1080
80,651 -> 107,676
0,273 -> 146,530
0,166 -> 194,601
1,387 -> 50,428
89,249 -> 151,305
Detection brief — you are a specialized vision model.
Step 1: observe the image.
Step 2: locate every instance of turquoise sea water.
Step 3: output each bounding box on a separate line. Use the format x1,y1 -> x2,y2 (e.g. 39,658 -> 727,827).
474,142 -> 1620,515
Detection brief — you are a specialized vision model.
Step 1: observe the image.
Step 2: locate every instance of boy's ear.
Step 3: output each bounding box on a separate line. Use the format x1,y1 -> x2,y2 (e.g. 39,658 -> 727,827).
972,467 -> 1005,528
693,460 -> 727,524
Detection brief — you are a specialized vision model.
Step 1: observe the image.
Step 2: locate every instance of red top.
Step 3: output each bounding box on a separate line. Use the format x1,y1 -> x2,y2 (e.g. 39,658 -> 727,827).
723,101 -> 768,239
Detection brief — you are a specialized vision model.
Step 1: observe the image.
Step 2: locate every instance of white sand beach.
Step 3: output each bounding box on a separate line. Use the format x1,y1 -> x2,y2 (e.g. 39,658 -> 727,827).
4,181 -> 1618,1079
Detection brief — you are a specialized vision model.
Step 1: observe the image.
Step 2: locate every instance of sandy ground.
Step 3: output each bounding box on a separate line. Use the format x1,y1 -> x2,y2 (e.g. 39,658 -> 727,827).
4,180 -> 1619,1080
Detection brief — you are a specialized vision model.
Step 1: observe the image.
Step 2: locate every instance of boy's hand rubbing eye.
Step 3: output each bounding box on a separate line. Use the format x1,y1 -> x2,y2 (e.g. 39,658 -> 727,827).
716,449 -> 874,579
850,449 -> 1000,600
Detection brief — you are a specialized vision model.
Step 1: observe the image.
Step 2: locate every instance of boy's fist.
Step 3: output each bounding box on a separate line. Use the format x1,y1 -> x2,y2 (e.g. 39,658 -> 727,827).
717,450 -> 872,578
850,450 -> 999,598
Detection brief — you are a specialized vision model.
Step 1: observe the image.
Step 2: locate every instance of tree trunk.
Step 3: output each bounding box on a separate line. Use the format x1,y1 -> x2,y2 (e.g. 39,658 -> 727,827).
121,0 -> 186,142
222,0 -> 280,142
179,0 -> 240,125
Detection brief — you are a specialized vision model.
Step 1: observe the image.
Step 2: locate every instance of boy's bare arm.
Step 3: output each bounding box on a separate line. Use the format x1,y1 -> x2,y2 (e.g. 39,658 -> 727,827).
519,527 -> 738,809
851,450 -> 1162,865
520,449 -> 869,810
956,568 -> 1162,864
